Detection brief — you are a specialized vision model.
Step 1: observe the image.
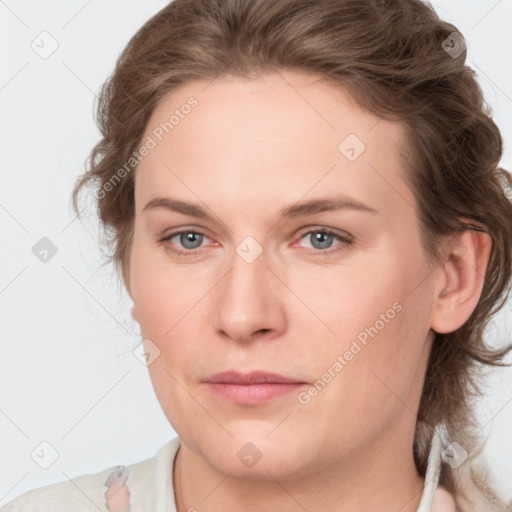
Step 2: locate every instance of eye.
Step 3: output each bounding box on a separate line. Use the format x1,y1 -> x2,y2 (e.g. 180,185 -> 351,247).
158,229 -> 214,256
158,227 -> 354,257
295,228 -> 353,255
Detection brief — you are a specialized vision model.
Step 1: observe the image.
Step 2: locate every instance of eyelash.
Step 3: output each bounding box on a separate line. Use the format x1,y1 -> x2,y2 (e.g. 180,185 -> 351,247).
158,227 -> 354,257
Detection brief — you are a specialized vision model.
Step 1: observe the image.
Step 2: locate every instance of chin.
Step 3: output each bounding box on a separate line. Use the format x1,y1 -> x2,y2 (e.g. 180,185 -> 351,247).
207,446 -> 308,482
195,427 -> 315,480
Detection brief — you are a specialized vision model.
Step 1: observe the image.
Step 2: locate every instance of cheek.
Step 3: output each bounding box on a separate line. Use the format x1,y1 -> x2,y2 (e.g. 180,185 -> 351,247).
129,240 -> 194,338
129,245 -> 211,395
299,253 -> 432,391
289,257 -> 405,342
338,276 -> 434,409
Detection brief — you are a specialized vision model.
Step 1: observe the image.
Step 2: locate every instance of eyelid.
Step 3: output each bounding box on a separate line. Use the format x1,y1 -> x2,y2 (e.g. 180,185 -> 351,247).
294,225 -> 353,241
159,225 -> 212,239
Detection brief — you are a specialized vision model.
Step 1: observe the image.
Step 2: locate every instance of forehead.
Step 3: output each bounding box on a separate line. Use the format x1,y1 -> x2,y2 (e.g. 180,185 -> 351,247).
135,70 -> 415,221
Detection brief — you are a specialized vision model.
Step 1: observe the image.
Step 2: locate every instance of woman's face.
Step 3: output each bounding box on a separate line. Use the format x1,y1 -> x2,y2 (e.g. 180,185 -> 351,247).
128,70 -> 439,479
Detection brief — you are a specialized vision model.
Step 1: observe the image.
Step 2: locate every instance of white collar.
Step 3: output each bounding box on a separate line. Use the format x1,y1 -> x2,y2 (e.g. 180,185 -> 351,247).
416,431 -> 443,512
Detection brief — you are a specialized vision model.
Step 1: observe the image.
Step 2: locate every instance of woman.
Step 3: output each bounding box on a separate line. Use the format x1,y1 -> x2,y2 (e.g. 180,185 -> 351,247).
3,0 -> 511,510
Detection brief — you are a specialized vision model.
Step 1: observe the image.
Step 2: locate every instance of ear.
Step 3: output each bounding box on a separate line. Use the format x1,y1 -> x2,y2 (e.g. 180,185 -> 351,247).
430,221 -> 492,334
122,259 -> 138,322
125,276 -> 138,323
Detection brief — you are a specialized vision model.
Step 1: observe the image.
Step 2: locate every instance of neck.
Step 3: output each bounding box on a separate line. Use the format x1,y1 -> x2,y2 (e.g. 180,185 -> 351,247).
172,430 -> 426,512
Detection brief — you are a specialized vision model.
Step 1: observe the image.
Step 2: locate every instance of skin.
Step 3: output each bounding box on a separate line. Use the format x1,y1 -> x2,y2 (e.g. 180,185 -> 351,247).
126,70 -> 490,511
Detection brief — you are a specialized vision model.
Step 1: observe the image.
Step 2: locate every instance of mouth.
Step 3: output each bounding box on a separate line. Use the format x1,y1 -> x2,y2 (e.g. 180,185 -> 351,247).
203,370 -> 308,405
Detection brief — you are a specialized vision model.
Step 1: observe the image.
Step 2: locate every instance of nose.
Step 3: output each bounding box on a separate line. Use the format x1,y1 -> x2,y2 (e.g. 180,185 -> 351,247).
212,243 -> 287,344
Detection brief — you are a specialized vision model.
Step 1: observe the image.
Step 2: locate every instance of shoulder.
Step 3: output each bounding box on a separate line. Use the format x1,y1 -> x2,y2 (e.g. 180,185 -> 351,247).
2,437 -> 181,512
2,471 -> 109,512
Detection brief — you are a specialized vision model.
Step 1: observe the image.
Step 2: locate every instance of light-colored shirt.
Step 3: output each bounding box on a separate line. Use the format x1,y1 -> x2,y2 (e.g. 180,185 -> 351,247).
2,434 -> 445,511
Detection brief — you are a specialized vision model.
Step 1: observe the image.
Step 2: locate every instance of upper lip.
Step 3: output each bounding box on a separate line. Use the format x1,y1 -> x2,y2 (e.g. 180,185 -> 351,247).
203,370 -> 306,385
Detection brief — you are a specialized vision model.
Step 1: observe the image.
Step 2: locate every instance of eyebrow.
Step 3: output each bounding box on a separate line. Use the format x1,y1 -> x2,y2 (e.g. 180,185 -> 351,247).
142,195 -> 378,220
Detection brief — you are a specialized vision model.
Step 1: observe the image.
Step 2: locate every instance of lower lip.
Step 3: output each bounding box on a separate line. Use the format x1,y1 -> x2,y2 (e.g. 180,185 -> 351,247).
205,382 -> 306,404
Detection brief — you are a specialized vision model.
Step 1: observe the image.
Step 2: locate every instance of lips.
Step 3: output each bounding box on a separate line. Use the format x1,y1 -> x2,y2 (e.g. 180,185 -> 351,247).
204,370 -> 305,385
203,371 -> 308,405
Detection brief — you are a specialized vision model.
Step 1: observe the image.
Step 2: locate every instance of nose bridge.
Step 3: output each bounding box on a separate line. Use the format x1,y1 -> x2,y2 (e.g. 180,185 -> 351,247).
213,236 -> 285,342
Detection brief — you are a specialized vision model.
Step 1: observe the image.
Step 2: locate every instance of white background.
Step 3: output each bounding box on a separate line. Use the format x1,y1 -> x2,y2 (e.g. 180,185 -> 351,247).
0,0 -> 511,506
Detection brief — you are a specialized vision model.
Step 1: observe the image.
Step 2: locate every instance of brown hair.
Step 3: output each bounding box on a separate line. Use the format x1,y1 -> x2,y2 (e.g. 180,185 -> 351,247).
72,0 -> 512,508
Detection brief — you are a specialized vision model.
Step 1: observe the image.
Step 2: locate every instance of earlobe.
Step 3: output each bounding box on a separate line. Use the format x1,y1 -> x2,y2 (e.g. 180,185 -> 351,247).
430,222 -> 491,334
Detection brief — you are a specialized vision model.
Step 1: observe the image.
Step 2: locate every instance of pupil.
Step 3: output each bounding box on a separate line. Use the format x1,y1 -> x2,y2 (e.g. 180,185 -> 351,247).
312,232 -> 332,249
181,232 -> 202,249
